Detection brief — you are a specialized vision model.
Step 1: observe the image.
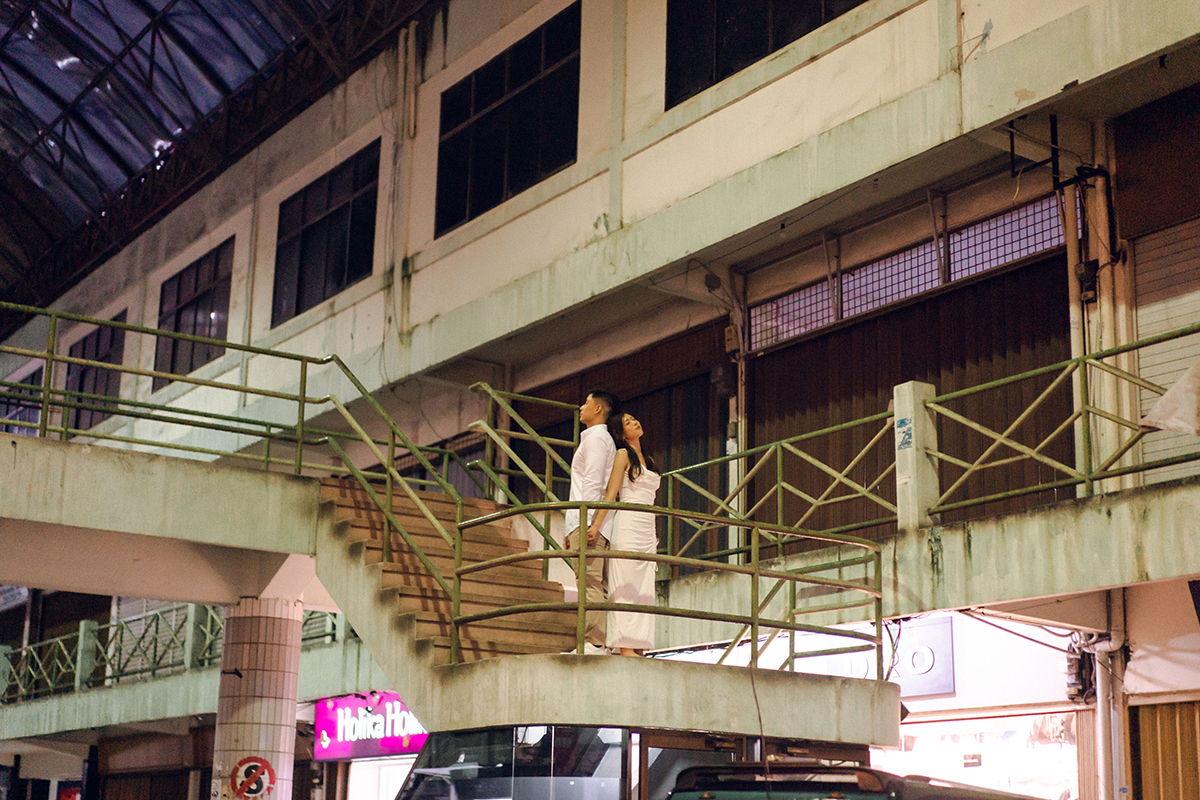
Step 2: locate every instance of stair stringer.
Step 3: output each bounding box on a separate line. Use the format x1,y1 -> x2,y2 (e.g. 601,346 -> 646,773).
315,500 -> 903,746
314,503 -> 440,720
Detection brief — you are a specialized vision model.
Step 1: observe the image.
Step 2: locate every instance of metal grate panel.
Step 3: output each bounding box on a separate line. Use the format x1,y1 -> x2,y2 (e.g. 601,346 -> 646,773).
950,194 -> 1063,280
841,241 -> 940,318
748,195 -> 1069,350
748,280 -> 833,351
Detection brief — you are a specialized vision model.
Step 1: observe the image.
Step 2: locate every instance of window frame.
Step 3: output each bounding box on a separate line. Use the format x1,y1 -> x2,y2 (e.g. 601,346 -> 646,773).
154,237 -> 234,392
271,139 -> 382,328
434,2 -> 582,237
65,312 -> 127,432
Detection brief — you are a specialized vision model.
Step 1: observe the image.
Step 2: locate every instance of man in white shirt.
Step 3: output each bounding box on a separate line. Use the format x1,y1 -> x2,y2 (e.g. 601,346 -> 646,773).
564,389 -> 620,652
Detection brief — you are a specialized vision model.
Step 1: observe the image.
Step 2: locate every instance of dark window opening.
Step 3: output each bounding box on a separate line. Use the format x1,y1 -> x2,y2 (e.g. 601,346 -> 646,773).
1,368 -> 44,436
272,139 -> 381,327
65,312 -> 126,432
154,238 -> 234,391
435,3 -> 581,236
665,0 -> 869,109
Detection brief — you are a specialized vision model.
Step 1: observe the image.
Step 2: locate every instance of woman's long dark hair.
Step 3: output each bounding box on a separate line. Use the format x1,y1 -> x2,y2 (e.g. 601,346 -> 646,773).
607,412 -> 656,482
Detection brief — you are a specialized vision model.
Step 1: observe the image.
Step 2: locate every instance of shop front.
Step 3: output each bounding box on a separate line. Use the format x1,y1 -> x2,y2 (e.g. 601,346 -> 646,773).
313,692 -> 427,800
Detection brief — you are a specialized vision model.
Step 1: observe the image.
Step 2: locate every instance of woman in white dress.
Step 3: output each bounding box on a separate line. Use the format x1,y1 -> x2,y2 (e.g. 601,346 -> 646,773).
587,412 -> 660,656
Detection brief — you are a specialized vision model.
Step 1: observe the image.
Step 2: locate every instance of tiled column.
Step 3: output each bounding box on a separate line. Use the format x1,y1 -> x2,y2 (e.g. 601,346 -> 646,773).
212,598 -> 303,800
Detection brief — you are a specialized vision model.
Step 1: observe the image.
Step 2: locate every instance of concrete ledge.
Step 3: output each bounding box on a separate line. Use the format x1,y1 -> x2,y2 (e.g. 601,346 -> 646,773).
663,475 -> 1200,645
0,433 -> 320,554
431,654 -> 900,747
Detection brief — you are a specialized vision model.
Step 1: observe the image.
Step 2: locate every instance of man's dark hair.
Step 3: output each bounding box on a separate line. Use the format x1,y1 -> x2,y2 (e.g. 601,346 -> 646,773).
587,389 -> 621,418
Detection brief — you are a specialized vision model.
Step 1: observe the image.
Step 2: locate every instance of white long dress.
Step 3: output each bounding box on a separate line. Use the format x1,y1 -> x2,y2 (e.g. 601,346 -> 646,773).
606,467 -> 661,650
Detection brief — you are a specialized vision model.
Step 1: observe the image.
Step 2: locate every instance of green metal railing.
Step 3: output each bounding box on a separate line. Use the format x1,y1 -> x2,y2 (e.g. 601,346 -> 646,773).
659,412 -> 897,565
457,500 -> 883,673
926,320 -> 1200,514
0,604 -> 339,703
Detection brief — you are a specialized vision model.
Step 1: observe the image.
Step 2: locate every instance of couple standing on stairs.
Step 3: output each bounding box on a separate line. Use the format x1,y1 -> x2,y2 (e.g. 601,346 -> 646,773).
564,390 -> 661,656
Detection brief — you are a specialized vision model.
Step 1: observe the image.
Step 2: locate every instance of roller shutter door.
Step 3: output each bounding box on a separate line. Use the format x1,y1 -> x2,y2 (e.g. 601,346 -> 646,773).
1134,215 -> 1200,484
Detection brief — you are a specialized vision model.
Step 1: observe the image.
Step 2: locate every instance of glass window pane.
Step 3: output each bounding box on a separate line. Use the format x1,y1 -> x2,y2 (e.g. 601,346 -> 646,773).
771,0 -> 823,50
474,54 -> 507,113
347,192 -> 376,285
279,193 -> 304,238
212,280 -> 231,342
178,264 -> 197,305
469,105 -> 508,217
305,176 -> 328,220
539,58 -> 579,177
298,217 -> 329,315
509,31 -> 542,90
330,161 -> 354,208
544,3 -> 581,66
160,276 -> 179,319
825,0 -> 867,21
154,333 -> 174,390
272,237 -> 301,326
323,203 -> 351,297
217,237 -> 235,278
507,84 -> 541,196
441,77 -> 473,135
666,0 -> 716,108
435,130 -> 471,234
716,0 -> 770,81
354,140 -> 380,191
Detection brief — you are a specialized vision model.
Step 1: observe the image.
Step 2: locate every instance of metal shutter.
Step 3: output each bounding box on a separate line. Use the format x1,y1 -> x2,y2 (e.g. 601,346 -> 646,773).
1134,215 -> 1200,484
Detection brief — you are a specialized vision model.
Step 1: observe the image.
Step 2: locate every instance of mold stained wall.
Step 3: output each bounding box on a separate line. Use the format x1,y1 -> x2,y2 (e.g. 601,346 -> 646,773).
7,0 -> 1200,441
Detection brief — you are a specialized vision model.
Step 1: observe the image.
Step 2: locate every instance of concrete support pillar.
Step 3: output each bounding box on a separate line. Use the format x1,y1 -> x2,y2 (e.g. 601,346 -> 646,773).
74,619 -> 98,691
212,597 -> 303,800
893,381 -> 939,533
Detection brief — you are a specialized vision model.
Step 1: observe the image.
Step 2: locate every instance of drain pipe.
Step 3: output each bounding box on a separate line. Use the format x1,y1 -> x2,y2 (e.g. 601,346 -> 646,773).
1060,185 -> 1088,496
1092,589 -> 1126,800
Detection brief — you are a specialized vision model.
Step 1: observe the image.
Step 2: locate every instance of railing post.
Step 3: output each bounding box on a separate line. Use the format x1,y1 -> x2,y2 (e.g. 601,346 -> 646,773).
874,551 -> 884,681
452,523 -> 462,664
775,445 -> 784,527
385,430 -> 395,563
1080,364 -> 1095,497
295,360 -> 308,475
262,424 -> 272,470
75,620 -> 99,692
893,381 -> 940,533
39,313 -> 57,438
576,503 -> 588,654
750,526 -> 760,668
183,604 -> 207,670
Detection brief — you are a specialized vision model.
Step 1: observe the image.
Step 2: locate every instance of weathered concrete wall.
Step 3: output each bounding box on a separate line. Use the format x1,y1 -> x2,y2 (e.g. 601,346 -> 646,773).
0,433 -> 325,602
6,0 -> 1195,465
662,476 -> 1200,646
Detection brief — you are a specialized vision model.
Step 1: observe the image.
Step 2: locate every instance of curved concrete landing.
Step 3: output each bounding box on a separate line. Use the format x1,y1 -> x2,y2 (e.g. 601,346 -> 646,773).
431,653 -> 900,745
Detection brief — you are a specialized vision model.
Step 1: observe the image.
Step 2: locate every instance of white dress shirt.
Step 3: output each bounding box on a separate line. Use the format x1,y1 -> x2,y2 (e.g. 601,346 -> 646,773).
564,424 -> 616,538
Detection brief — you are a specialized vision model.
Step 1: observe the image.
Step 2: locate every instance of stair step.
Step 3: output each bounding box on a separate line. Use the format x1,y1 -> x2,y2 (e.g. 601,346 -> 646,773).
412,610 -> 577,643
390,585 -> 567,619
381,569 -> 565,598
428,635 -> 578,664
376,555 -> 543,584
320,479 -> 501,517
359,536 -> 535,566
343,516 -> 524,550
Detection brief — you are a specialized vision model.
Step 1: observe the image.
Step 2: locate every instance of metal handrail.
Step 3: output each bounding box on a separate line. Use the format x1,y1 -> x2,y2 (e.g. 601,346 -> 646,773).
1,606 -> 338,704
925,319 -> 1200,513
458,500 -> 884,673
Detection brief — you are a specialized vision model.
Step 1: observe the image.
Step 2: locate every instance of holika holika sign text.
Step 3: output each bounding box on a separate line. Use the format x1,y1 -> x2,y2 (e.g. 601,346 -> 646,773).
314,691 -> 428,760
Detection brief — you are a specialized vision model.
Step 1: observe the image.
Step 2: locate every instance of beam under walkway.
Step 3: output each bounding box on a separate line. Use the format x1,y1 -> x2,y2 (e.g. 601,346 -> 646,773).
0,433 -> 332,606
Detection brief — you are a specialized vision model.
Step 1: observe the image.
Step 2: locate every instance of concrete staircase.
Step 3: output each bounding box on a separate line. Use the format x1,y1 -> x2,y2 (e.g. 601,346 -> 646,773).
319,478 -> 577,665
313,476 -> 900,743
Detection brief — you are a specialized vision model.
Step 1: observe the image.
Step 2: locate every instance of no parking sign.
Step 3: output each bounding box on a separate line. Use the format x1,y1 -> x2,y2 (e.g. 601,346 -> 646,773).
230,756 -> 277,799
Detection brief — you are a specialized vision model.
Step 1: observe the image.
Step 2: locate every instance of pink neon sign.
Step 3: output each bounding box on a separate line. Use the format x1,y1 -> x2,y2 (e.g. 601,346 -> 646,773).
314,692 -> 428,761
